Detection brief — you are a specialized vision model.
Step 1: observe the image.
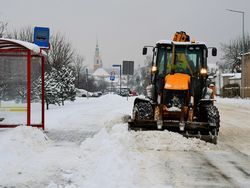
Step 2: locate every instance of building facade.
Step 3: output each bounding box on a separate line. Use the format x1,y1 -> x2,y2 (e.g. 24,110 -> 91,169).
243,53 -> 250,97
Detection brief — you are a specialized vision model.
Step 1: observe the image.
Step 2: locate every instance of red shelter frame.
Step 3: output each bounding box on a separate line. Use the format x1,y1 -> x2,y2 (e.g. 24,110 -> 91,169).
0,39 -> 45,129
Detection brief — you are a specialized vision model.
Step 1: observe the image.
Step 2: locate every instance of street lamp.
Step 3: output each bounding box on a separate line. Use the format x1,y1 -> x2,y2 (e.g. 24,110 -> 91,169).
226,9 -> 245,98
112,64 -> 121,94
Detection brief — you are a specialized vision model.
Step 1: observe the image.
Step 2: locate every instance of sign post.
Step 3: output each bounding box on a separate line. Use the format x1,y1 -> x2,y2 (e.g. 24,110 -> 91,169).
110,71 -> 115,93
112,64 -> 121,94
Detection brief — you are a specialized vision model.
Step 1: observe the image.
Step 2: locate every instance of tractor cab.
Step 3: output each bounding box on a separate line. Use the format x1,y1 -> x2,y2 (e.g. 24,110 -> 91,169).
144,32 -> 217,107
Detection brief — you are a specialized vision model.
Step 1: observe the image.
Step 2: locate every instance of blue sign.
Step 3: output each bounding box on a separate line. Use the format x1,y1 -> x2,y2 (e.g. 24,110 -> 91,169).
110,75 -> 115,81
112,64 -> 121,68
34,27 -> 50,48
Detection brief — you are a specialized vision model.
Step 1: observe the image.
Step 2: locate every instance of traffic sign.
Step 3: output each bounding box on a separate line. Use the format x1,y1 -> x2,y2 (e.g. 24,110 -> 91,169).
110,75 -> 115,81
34,27 -> 50,49
123,61 -> 134,75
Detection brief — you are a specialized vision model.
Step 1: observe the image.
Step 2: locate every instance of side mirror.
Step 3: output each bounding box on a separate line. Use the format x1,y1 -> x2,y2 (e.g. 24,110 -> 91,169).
212,48 -> 217,56
142,47 -> 147,55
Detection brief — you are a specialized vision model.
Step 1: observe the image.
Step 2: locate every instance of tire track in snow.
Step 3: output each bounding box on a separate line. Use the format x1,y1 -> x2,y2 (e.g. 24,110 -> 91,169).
46,129 -> 96,144
199,152 -> 236,186
163,151 -> 235,188
217,144 -> 250,179
229,161 -> 250,178
203,147 -> 250,187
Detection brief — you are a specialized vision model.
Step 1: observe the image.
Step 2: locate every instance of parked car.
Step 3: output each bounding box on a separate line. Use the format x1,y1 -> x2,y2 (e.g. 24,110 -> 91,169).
90,91 -> 103,97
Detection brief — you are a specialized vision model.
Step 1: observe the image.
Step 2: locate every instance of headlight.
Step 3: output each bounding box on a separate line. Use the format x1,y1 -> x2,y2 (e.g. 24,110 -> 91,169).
151,65 -> 157,73
200,68 -> 207,75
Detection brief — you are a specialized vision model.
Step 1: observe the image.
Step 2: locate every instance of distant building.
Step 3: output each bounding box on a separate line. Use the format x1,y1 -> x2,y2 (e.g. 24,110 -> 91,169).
222,73 -> 238,86
215,72 -> 241,97
92,68 -> 109,80
93,40 -> 103,71
229,73 -> 241,85
243,53 -> 250,97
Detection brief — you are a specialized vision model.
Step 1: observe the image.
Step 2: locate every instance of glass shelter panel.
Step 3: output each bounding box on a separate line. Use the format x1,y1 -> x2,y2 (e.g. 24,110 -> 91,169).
0,52 -> 27,125
31,56 -> 42,124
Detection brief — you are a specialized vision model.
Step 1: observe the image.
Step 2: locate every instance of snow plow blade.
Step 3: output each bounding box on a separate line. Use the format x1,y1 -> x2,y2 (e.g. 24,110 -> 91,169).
128,119 -> 217,144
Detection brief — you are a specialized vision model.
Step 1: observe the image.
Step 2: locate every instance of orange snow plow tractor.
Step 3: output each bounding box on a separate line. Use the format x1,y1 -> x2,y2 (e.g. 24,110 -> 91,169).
128,31 -> 220,144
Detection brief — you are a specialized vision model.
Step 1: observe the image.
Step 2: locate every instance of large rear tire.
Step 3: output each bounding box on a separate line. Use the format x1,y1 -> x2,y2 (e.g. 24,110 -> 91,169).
206,105 -> 220,144
207,105 -> 220,132
199,105 -> 220,144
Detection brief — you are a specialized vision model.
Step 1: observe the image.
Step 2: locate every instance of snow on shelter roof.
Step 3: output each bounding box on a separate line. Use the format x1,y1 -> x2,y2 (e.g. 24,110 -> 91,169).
0,38 -> 41,54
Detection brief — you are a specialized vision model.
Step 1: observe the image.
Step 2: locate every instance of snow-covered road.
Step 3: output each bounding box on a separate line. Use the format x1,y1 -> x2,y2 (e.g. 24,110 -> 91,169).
0,95 -> 250,188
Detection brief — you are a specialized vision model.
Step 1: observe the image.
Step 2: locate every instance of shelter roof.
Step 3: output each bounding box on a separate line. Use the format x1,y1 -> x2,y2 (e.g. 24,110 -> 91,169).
0,38 -> 41,54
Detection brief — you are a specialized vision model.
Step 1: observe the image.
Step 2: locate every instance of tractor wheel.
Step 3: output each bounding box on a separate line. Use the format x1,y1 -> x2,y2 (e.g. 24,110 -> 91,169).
199,105 -> 220,144
132,101 -> 153,120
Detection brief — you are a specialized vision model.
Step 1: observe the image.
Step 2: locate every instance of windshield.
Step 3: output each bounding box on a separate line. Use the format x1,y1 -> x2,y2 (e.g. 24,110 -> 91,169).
156,45 -> 204,76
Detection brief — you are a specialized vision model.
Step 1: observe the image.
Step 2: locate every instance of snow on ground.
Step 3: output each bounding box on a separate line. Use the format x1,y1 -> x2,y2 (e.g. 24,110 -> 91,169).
0,95 -> 250,187
216,96 -> 250,110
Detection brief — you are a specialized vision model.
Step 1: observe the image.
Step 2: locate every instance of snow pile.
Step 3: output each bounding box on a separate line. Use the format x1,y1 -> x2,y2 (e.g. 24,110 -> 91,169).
95,93 -> 126,101
0,126 -> 49,153
0,126 -> 50,187
53,122 -> 218,188
216,97 -> 250,110
76,124 -> 138,188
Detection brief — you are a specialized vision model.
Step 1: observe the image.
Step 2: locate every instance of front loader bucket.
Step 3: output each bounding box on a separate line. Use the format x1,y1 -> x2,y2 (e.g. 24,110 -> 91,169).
128,119 -> 158,130
181,132 -> 217,144
128,118 -> 217,144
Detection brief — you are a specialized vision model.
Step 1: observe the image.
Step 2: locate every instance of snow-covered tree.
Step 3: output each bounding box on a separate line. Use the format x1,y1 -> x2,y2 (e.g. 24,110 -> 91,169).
56,66 -> 76,105
0,79 -> 7,105
16,85 -> 26,103
36,66 -> 76,109
41,69 -> 61,110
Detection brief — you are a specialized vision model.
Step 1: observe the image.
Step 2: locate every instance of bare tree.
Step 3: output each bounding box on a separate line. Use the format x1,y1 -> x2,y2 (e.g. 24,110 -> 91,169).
46,32 -> 75,71
220,34 -> 250,73
0,21 -> 8,38
72,54 -> 85,88
6,26 -> 33,42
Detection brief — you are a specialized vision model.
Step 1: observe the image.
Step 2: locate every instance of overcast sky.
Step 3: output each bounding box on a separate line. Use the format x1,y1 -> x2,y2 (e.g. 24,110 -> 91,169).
1,0 -> 250,70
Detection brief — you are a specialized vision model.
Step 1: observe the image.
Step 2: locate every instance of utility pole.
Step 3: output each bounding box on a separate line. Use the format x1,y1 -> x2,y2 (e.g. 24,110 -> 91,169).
226,9 -> 245,98
86,68 -> 89,99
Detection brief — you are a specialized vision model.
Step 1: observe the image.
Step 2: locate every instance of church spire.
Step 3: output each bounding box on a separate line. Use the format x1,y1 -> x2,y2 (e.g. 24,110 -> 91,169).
94,39 -> 103,71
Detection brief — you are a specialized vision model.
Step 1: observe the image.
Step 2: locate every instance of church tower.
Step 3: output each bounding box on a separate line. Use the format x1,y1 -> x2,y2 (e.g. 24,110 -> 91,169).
93,40 -> 103,71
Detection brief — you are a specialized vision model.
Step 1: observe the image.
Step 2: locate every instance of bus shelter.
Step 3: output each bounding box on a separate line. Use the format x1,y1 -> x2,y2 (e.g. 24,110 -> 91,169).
0,38 -> 45,129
